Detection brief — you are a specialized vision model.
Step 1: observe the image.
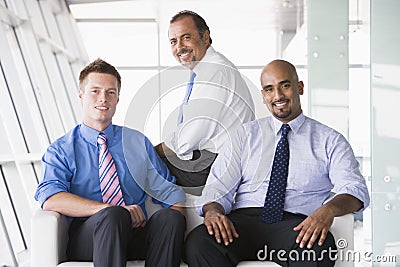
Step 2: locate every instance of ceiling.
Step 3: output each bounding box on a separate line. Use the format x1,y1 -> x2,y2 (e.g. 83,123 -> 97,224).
65,0 -> 305,33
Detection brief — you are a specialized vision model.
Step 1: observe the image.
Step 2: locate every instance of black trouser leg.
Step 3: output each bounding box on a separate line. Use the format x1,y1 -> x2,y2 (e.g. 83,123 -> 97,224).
67,206 -> 131,267
185,224 -> 235,267
161,150 -> 217,195
286,231 -> 336,267
185,208 -> 336,267
144,208 -> 186,267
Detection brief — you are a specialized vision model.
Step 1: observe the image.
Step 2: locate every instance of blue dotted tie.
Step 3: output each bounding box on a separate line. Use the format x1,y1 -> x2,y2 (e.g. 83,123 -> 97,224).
262,124 -> 291,224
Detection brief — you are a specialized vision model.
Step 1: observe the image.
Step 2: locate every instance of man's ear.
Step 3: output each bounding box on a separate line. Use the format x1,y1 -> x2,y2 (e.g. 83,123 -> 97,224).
203,30 -> 211,46
298,81 -> 304,95
78,89 -> 83,101
260,90 -> 266,104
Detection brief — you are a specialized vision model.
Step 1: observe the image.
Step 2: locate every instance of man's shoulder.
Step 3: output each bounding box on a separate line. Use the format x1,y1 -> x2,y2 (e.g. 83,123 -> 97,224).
243,116 -> 271,129
45,125 -> 82,159
117,125 -> 146,138
238,117 -> 272,137
304,116 -> 340,134
302,116 -> 346,144
117,125 -> 152,145
50,125 -> 81,148
202,47 -> 237,70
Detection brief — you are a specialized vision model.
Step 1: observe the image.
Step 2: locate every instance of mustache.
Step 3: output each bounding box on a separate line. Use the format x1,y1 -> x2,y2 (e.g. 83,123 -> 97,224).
273,99 -> 289,105
177,48 -> 192,56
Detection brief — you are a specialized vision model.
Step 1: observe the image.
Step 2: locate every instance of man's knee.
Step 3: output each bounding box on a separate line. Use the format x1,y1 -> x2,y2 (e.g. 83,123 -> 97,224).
151,208 -> 186,230
289,231 -> 337,266
311,231 -> 336,254
314,231 -> 337,263
96,206 -> 131,229
185,225 -> 210,256
152,208 -> 186,227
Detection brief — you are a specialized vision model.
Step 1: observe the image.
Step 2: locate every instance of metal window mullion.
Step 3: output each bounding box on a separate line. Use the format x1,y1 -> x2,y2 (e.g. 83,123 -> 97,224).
11,25 -> 51,145
0,207 -> 18,267
0,165 -> 26,254
0,60 -> 30,153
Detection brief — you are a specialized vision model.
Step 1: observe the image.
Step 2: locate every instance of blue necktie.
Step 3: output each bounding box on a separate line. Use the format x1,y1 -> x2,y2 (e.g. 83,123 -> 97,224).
178,71 -> 196,125
262,124 -> 291,223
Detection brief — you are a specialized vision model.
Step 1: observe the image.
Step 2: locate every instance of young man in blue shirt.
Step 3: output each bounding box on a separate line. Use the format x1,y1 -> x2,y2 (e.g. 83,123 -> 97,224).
35,58 -> 186,267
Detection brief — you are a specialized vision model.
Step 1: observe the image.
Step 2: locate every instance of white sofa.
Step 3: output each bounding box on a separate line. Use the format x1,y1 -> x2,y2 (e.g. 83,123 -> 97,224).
31,194 -> 354,267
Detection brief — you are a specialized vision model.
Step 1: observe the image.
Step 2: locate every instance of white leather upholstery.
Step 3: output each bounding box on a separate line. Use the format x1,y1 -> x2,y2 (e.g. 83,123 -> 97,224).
31,194 -> 354,267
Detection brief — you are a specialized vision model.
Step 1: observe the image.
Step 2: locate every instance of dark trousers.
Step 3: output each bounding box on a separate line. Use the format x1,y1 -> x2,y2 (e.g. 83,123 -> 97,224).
161,150 -> 217,195
185,208 -> 336,267
67,206 -> 186,267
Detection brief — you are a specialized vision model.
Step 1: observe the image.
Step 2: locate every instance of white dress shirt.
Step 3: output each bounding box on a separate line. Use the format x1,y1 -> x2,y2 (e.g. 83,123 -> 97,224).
196,113 -> 370,216
164,46 -> 255,160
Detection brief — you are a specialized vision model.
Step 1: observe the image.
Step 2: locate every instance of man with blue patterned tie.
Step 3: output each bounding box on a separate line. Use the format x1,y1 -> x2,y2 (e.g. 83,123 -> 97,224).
155,10 -> 255,194
35,59 -> 186,267
185,60 -> 370,266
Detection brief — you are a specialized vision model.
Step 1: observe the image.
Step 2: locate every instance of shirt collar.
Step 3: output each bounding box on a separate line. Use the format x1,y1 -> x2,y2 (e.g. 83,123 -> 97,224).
200,46 -> 215,62
271,112 -> 305,136
80,123 -> 115,146
192,46 -> 215,73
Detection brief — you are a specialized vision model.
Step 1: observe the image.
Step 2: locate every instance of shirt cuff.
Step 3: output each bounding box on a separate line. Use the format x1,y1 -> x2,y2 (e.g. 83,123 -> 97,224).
35,187 -> 65,208
195,191 -> 232,216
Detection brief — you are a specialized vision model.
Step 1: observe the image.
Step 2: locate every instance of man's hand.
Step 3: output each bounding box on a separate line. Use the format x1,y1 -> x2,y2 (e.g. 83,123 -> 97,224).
293,193 -> 363,249
203,202 -> 239,246
293,205 -> 335,249
123,205 -> 146,228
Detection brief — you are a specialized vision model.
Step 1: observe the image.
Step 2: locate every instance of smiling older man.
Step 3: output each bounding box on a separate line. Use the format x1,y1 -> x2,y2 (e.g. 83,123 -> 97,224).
155,10 -> 255,194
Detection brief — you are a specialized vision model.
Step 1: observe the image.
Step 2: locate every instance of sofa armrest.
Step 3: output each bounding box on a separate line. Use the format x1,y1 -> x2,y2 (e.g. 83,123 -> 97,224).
183,194 -> 203,233
331,213 -> 354,267
31,208 -> 69,267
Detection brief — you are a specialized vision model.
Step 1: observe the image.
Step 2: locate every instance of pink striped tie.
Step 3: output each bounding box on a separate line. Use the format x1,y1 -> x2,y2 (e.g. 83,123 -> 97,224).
97,133 -> 125,206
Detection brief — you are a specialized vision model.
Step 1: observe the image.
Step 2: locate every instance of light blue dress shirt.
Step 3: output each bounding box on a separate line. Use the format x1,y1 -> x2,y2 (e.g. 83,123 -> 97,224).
35,123 -> 186,219
196,113 -> 370,216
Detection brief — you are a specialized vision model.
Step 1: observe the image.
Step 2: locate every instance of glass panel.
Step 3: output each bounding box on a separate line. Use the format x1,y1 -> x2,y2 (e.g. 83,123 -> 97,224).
349,0 -> 370,65
238,69 -> 266,119
0,64 -> 13,160
0,174 -> 17,267
0,166 -> 25,256
2,23 -> 50,153
371,0 -> 400,264
76,22 -> 158,67
349,68 -> 370,158
212,28 -> 277,66
307,0 -> 349,138
69,0 -> 156,19
349,28 -> 370,65
115,70 -> 159,143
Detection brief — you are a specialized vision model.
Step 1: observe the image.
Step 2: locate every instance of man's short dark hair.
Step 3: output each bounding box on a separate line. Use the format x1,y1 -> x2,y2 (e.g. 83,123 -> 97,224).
79,58 -> 121,92
170,10 -> 212,45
